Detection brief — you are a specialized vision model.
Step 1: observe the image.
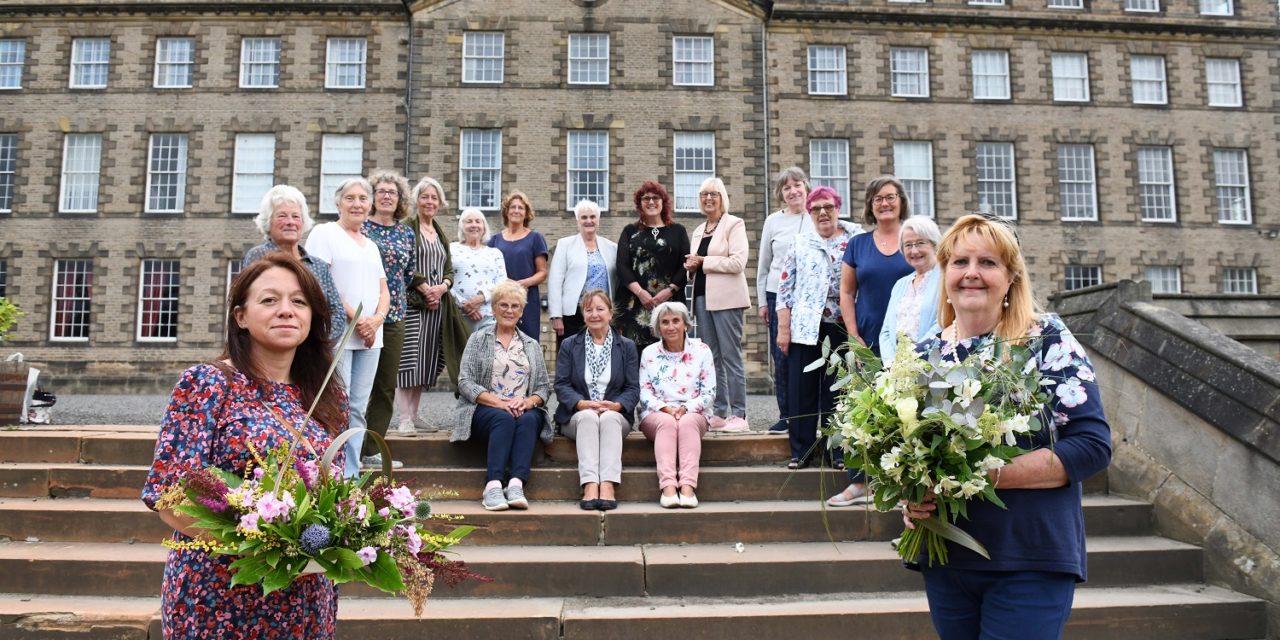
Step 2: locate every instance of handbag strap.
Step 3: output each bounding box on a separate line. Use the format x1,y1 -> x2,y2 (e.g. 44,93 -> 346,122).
266,404 -> 319,460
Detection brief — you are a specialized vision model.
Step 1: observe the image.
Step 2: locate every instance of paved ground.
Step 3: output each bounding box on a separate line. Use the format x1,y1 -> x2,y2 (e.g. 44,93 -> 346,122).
51,391 -> 785,430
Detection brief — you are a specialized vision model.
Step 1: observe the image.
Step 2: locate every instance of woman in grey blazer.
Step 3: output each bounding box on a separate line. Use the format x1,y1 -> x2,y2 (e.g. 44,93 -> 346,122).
554,290 -> 640,511
548,200 -> 618,352
452,280 -> 553,511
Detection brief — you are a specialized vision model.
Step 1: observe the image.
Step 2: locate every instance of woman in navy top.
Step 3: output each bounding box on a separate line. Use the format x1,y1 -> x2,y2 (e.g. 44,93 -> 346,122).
902,214 -> 1112,640
489,192 -> 549,341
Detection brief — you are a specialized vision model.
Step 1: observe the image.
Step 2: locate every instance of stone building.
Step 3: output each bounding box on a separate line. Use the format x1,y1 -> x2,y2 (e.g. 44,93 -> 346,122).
0,0 -> 1275,391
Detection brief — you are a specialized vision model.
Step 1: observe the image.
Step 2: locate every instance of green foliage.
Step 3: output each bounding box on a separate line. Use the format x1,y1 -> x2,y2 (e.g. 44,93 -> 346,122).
0,298 -> 23,343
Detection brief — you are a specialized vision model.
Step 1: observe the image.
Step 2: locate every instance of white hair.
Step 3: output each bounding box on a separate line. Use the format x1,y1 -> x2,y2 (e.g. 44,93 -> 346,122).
456,208 -> 493,244
253,185 -> 313,239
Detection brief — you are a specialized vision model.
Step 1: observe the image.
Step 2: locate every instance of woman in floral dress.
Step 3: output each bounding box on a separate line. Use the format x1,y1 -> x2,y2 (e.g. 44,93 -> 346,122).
142,252 -> 348,639
614,181 -> 689,351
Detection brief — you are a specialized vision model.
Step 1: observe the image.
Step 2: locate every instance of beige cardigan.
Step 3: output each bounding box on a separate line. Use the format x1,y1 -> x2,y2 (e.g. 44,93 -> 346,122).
689,213 -> 752,312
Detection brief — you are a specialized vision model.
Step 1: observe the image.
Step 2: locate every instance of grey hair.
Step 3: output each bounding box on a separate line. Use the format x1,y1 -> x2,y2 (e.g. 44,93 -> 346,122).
456,207 -> 493,244
772,166 -> 809,203
254,184 -> 312,239
410,176 -> 449,213
490,279 -> 528,309
573,199 -> 601,220
698,177 -> 730,215
899,215 -> 942,251
649,301 -> 692,335
333,177 -> 373,209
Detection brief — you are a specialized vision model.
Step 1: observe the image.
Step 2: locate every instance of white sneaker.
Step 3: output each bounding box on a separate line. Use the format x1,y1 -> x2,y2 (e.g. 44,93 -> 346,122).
395,420 -> 415,435
360,453 -> 404,470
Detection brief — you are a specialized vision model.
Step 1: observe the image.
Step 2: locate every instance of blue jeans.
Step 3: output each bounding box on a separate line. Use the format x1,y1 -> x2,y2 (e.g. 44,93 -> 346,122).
922,567 -> 1076,640
336,347 -> 380,478
766,292 -> 788,422
471,405 -> 541,483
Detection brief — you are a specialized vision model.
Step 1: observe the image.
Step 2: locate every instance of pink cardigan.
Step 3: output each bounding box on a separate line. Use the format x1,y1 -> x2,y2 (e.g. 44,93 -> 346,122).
689,213 -> 752,311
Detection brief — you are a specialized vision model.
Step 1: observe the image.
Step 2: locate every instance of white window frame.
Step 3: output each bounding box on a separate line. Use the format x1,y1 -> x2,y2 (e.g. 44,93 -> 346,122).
319,134 -> 363,215
1205,58 -> 1242,108
971,50 -> 1010,100
0,39 -> 27,90
239,37 -> 280,89
673,132 -> 715,213
325,38 -> 367,89
1221,267 -> 1257,294
1136,146 -> 1177,223
232,134 -> 276,214
145,134 -> 189,214
672,36 -> 714,87
50,258 -> 93,342
1130,55 -> 1168,105
0,134 -> 15,213
890,47 -> 930,98
1144,266 -> 1182,294
69,38 -> 110,89
59,133 -> 102,213
975,142 -> 1017,220
153,37 -> 194,89
1200,0 -> 1233,15
1063,265 -> 1102,291
895,141 -> 935,219
1051,52 -> 1090,102
136,259 -> 180,342
1047,0 -> 1084,8
809,139 -> 850,215
807,45 -> 847,96
969,0 -> 1006,6
1125,0 -> 1160,10
459,129 -> 502,211
1057,144 -> 1097,221
568,33 -> 609,86
1213,148 -> 1251,224
226,259 -> 243,299
566,130 -> 609,211
462,32 -> 504,84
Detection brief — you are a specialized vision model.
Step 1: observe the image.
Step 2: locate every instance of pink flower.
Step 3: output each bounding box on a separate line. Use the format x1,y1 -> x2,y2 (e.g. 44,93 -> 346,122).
238,512 -> 260,532
356,546 -> 377,566
252,467 -> 265,480
378,507 -> 391,518
387,485 -> 416,512
395,524 -> 423,555
255,491 -> 295,524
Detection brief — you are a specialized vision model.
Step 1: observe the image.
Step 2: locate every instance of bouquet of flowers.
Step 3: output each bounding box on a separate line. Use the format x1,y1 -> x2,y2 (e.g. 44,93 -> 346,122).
817,334 -> 1053,566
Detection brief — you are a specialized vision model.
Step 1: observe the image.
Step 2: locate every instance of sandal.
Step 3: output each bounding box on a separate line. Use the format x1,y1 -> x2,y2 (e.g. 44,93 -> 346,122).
787,458 -> 801,470
827,484 -> 870,507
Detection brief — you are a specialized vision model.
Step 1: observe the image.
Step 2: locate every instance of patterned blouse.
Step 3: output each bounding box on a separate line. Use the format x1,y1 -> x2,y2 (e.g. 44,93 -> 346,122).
777,228 -> 853,345
637,338 -> 716,420
490,335 -> 531,400
362,219 -> 416,323
583,249 -> 610,297
450,243 -> 509,322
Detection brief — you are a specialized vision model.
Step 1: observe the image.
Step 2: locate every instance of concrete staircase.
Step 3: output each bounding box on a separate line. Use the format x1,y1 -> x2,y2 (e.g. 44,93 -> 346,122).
0,425 -> 1267,639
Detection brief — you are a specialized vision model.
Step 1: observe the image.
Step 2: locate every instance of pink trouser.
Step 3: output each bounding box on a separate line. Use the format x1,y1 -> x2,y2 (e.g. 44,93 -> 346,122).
638,412 -> 708,490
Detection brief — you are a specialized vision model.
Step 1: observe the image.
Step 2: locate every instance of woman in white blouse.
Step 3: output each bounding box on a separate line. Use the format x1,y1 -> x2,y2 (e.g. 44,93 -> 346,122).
450,208 -> 508,332
878,216 -> 943,362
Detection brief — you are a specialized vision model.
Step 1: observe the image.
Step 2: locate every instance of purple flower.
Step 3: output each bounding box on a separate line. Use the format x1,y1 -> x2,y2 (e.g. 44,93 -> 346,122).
194,494 -> 229,513
253,467 -> 265,480
387,485 -> 416,512
299,524 -> 332,554
294,459 -> 319,490
239,512 -> 260,532
185,468 -> 230,513
356,546 -> 377,566
255,491 -> 295,524
378,507 -> 391,518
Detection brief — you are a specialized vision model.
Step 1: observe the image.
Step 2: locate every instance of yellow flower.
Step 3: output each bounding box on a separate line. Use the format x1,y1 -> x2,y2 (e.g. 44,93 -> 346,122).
896,397 -> 921,439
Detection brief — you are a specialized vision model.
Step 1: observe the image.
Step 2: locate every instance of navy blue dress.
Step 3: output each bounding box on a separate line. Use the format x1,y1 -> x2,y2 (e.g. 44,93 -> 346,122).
489,230 -> 549,341
841,232 -> 912,356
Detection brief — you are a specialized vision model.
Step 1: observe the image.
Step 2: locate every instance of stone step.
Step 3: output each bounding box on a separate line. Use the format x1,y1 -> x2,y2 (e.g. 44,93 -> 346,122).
0,495 -> 1153,546
0,585 -> 1265,640
0,537 -> 1204,599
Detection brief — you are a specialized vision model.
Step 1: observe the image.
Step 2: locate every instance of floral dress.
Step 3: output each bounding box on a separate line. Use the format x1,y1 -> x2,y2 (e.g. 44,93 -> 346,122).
614,223 -> 690,351
141,363 -> 341,639
363,219 -> 416,324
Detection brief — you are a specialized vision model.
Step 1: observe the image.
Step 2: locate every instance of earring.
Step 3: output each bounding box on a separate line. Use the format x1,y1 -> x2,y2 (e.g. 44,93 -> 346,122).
945,298 -> 951,305
1002,295 -> 1010,308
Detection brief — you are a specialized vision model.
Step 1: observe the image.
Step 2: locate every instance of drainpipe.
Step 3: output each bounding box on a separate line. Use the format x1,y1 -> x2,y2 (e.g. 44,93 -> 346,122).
760,13 -> 771,217
402,0 -> 415,173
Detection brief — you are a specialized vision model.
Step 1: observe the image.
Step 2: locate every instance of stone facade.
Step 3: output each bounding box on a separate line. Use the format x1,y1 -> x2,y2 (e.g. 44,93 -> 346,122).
0,0 -> 1275,390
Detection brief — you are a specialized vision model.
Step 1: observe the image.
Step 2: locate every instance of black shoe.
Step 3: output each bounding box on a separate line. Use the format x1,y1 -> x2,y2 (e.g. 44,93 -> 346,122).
596,500 -> 617,511
579,499 -> 601,510
768,420 -> 788,433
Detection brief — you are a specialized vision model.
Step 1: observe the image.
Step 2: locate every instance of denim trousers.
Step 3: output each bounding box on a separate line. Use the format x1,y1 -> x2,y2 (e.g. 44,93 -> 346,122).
921,567 -> 1076,640
471,405 -> 541,483
336,347 -> 380,478
765,292 -> 789,422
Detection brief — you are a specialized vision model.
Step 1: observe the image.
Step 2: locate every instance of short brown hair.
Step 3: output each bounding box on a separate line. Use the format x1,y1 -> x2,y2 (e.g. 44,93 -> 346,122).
501,191 -> 536,228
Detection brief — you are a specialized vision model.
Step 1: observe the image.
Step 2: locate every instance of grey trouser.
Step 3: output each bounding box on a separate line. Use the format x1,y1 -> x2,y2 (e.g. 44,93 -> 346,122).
561,409 -> 629,485
692,298 -> 747,419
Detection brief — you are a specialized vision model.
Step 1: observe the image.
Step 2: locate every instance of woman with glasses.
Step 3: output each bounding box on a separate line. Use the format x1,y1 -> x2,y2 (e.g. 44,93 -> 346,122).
685,177 -> 751,433
878,216 -> 943,363
614,181 -> 690,352
829,175 -> 914,506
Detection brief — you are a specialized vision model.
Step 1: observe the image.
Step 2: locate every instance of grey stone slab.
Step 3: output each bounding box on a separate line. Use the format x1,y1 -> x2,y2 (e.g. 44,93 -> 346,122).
1133,390 -> 1229,495
1210,441 -> 1280,554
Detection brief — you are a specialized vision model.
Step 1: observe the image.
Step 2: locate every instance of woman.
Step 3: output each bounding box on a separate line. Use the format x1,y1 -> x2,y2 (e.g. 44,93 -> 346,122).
614,181 -> 690,352
878,216 -> 943,362
756,167 -> 811,433
360,170 -> 414,467
685,177 -> 751,433
549,200 -> 618,352
305,178 -> 390,478
775,186 -> 858,470
554,289 -> 640,511
452,280 -> 553,511
488,192 -> 549,341
242,184 -> 346,345
451,208 -> 508,332
830,176 -> 914,506
142,253 -> 346,638
638,301 -> 715,508
396,176 -> 468,434
902,214 -> 1112,639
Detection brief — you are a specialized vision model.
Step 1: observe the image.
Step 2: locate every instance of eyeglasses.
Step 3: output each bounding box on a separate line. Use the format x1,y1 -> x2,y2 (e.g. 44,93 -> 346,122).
872,194 -> 899,205
496,302 -> 523,311
699,192 -> 721,200
640,195 -> 663,203
809,204 -> 838,215
903,241 -> 933,251
374,189 -> 399,198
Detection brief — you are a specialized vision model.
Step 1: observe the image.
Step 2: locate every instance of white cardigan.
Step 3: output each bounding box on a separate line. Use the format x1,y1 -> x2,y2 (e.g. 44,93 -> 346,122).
547,233 -> 618,318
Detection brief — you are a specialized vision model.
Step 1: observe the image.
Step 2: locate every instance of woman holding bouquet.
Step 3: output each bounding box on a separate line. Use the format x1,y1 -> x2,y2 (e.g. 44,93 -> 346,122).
142,253 -> 346,638
902,214 -> 1112,639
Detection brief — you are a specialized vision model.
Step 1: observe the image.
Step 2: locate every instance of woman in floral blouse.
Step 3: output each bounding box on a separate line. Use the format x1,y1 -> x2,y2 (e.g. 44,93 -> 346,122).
775,186 -> 860,470
450,208 -> 508,332
902,214 -> 1112,639
614,181 -> 689,352
637,301 -> 715,509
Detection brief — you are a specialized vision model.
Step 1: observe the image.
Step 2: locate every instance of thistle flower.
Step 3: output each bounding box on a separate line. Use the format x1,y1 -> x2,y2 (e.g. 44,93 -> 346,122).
299,524 -> 332,555
414,501 -> 432,520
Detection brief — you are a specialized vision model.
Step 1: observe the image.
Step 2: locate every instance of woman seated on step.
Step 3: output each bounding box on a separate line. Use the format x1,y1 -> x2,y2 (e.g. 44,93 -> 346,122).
452,279 -> 554,512
554,289 -> 640,512
637,301 -> 715,509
